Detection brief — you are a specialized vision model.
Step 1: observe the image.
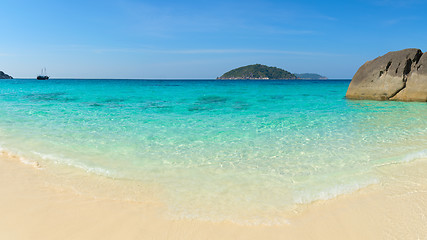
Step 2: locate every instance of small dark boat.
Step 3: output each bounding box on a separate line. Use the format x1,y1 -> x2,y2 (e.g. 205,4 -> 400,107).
37,75 -> 49,80
37,68 -> 49,80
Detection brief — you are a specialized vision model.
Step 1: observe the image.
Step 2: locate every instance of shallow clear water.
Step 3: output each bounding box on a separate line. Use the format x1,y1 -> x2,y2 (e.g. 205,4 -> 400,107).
0,79 -> 426,224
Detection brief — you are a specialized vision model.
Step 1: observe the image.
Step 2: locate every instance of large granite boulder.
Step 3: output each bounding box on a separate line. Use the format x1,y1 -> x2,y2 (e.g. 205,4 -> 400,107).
346,48 -> 427,102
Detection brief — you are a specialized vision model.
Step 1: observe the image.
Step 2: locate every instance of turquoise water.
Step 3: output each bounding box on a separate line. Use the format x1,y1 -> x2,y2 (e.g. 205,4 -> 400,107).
0,79 -> 426,223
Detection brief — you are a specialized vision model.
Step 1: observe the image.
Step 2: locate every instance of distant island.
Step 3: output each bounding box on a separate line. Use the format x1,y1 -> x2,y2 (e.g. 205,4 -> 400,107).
217,64 -> 297,80
217,64 -> 326,80
0,71 -> 13,79
294,73 -> 327,79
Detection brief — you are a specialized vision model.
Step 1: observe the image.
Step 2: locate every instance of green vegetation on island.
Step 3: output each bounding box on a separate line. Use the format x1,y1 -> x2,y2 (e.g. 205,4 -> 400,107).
294,73 -> 327,79
217,64 -> 327,80
217,64 -> 297,80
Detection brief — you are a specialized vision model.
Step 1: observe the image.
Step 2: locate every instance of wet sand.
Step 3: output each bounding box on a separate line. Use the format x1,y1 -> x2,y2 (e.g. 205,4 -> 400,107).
0,154 -> 426,240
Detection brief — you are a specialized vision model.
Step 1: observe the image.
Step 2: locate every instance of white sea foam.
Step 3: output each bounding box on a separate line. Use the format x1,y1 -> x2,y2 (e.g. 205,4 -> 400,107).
0,144 -> 40,168
293,178 -> 379,205
401,149 -> 427,162
293,150 -> 427,206
31,151 -> 117,178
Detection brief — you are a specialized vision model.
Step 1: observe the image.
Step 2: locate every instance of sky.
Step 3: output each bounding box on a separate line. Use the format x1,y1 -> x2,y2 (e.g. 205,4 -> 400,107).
0,0 -> 426,79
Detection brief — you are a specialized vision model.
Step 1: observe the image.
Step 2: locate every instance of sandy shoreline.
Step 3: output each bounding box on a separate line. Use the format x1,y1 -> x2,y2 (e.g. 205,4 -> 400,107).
1,154 -> 427,239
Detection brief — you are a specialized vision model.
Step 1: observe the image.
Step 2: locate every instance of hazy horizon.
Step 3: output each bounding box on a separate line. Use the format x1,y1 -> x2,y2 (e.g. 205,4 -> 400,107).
1,0 -> 426,79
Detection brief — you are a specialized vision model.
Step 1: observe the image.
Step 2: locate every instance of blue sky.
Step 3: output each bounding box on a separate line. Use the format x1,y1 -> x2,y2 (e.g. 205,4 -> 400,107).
0,0 -> 426,79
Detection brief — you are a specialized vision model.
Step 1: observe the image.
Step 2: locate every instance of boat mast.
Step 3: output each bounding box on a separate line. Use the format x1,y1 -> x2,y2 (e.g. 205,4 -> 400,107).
41,67 -> 47,76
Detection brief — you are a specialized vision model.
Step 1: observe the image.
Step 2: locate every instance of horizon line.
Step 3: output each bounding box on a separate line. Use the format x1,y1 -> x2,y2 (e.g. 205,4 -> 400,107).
8,77 -> 352,80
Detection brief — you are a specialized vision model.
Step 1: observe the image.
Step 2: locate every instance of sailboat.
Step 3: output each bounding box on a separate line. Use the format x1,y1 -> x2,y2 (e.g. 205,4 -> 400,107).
37,68 -> 49,80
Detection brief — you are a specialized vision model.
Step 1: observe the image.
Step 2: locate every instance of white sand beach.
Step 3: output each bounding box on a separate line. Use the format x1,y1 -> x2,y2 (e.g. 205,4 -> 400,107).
1,152 -> 426,240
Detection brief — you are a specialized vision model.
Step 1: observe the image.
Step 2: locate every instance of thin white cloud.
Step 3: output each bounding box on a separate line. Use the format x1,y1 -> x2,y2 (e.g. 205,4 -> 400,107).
258,27 -> 317,35
371,0 -> 422,7
0,53 -> 14,57
382,16 -> 420,25
317,15 -> 338,21
116,0 -> 332,38
92,48 -> 344,56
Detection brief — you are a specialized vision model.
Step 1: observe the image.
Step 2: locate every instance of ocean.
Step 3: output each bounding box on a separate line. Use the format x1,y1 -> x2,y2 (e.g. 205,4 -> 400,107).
0,79 -> 426,224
